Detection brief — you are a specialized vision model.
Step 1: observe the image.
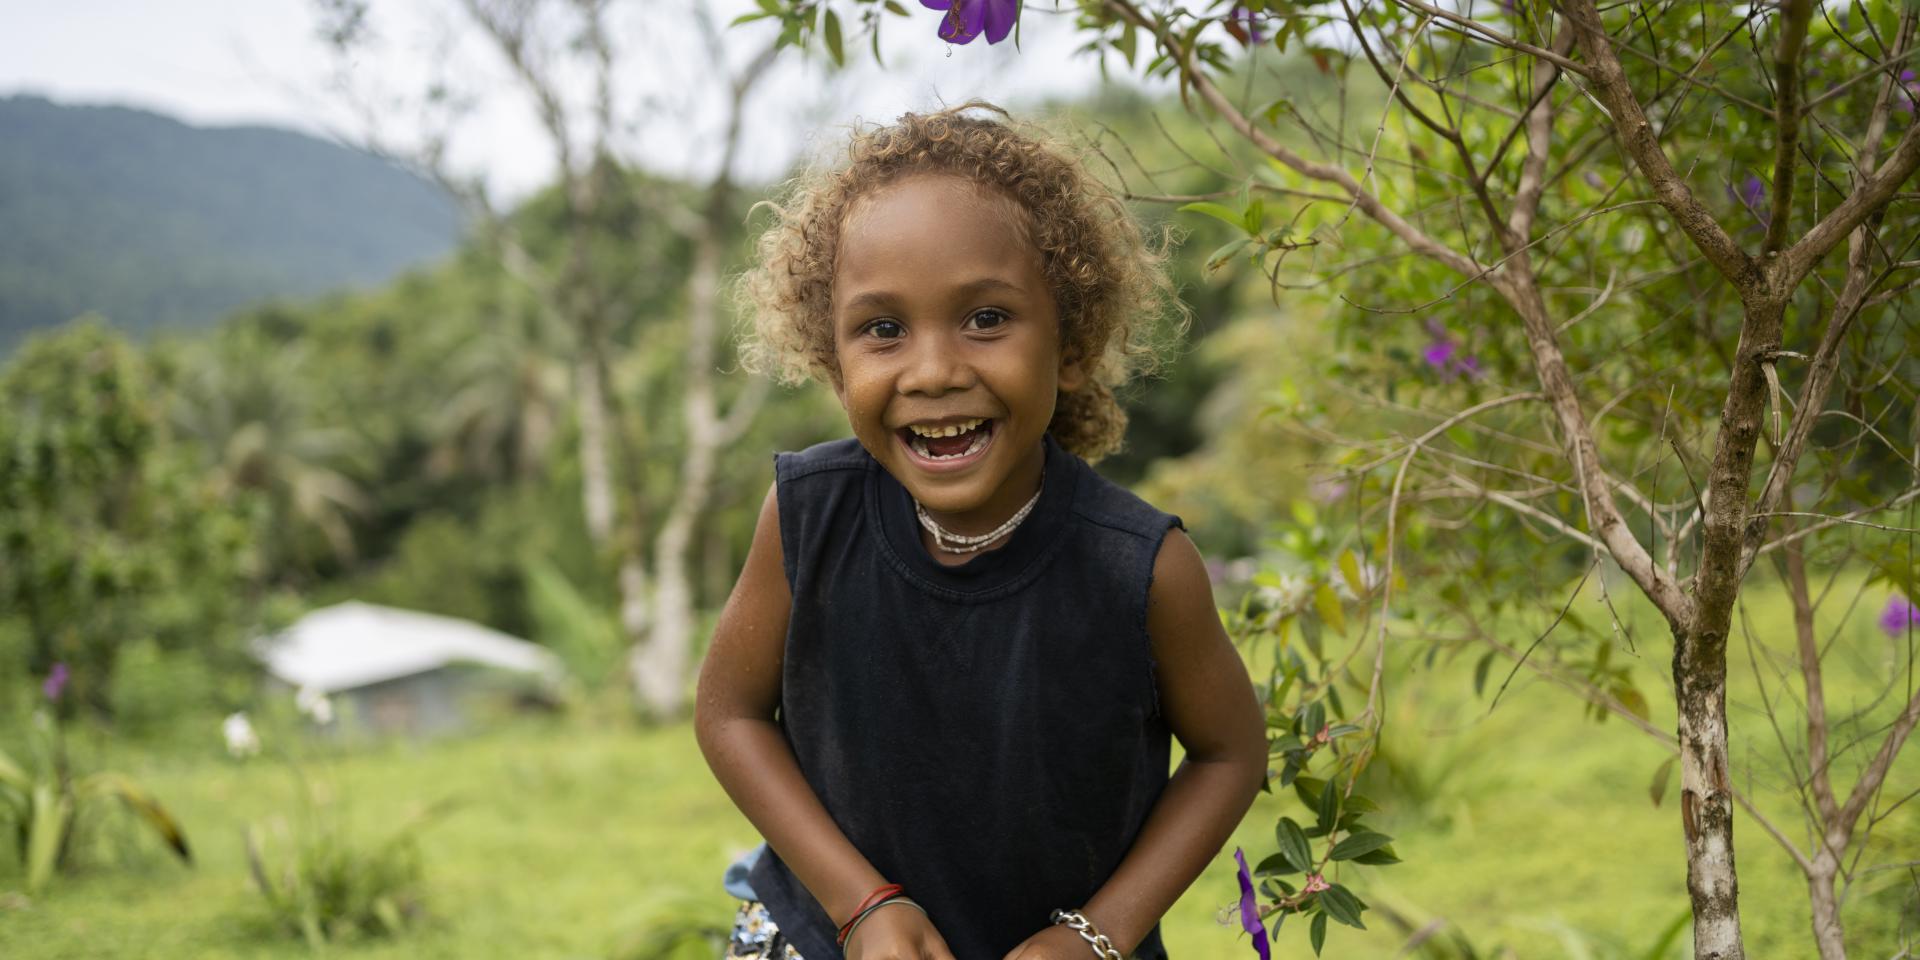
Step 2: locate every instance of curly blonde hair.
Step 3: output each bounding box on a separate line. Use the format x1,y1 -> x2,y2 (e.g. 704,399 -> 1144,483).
738,101 -> 1183,463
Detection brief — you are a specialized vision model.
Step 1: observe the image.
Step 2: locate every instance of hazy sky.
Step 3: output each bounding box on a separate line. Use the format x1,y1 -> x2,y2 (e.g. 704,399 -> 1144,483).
1,0 -> 1156,200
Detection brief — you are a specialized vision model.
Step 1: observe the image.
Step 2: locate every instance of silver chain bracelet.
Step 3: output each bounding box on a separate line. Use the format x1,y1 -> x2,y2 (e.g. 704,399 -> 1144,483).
1050,909 -> 1125,960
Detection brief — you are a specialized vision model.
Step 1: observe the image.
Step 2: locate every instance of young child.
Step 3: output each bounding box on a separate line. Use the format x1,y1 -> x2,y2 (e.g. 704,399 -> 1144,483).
695,102 -> 1266,960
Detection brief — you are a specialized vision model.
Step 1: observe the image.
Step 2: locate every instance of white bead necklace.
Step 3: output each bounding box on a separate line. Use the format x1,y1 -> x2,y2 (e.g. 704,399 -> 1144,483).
913,475 -> 1044,554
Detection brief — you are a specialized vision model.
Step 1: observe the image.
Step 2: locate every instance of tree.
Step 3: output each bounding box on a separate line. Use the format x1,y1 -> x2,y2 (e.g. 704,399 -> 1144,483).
775,2 -> 1920,956
0,321 -> 261,719
311,0 -> 777,718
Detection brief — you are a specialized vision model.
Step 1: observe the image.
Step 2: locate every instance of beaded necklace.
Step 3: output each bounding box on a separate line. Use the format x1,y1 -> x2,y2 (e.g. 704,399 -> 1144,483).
912,474 -> 1044,554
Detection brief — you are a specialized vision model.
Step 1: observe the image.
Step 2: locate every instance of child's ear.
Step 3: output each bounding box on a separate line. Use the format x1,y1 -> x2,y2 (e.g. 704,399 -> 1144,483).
1057,347 -> 1088,393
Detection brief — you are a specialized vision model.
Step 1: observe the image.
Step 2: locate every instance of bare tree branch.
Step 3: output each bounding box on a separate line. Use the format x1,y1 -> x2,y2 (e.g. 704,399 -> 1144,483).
1105,0 -> 1486,279
1763,0 -> 1815,255
1563,0 -> 1760,289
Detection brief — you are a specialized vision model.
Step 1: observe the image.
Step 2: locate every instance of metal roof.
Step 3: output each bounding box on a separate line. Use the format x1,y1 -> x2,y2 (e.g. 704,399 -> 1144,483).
256,601 -> 565,693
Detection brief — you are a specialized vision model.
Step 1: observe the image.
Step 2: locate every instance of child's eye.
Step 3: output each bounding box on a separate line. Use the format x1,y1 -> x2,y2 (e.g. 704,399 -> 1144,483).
863,319 -> 904,340
966,308 -> 1010,331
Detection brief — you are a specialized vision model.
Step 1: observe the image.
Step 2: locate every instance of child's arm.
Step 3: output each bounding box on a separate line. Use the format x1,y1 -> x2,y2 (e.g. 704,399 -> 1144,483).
694,483 -> 959,960
1006,528 -> 1267,960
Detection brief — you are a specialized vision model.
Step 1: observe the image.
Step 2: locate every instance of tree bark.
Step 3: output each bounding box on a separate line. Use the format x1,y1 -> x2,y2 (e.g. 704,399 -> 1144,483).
624,36 -> 776,720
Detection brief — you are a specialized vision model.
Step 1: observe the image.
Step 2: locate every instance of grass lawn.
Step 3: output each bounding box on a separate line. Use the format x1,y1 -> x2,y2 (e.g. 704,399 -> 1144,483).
3,576 -> 1915,958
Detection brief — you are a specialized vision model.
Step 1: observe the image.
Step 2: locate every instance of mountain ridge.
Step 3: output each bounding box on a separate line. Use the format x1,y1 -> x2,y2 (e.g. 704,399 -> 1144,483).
0,94 -> 462,350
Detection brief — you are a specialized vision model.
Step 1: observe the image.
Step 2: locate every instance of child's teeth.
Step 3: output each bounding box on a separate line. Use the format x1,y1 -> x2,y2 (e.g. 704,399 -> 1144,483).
908,418 -> 984,438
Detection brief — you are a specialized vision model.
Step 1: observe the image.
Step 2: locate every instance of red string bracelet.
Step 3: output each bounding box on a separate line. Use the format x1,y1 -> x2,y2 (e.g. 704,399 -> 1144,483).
836,883 -> 904,945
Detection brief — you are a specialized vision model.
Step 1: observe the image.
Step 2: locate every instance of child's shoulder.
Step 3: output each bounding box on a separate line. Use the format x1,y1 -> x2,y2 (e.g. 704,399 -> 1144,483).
773,437 -> 872,482
1066,454 -> 1184,546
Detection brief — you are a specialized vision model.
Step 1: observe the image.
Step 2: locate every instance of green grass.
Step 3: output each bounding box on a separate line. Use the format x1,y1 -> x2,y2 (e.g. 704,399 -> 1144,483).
3,577 -> 1916,958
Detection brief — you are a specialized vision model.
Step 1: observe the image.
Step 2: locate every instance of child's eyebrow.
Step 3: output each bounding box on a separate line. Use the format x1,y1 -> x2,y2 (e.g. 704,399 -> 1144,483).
839,277 -> 1028,316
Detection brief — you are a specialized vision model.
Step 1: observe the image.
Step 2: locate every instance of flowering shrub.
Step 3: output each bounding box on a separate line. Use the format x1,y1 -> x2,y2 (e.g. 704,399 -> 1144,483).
0,665 -> 193,894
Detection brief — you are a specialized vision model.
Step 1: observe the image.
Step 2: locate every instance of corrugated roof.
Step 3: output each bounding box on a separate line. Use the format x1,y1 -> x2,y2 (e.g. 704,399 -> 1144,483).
256,601 -> 565,693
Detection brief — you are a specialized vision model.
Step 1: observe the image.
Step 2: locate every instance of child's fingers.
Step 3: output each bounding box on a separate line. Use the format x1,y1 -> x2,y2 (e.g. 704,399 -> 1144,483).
921,934 -> 960,960
843,902 -> 954,960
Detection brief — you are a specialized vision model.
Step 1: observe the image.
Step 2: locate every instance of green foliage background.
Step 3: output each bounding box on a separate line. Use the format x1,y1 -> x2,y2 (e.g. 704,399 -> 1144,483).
3,8 -> 1918,954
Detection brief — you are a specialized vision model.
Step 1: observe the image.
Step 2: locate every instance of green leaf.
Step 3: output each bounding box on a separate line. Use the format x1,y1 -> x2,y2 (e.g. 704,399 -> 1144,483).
756,0 -> 783,14
1616,684 -> 1651,722
26,784 -> 71,894
1206,237 -> 1253,273
1310,912 -> 1328,955
1293,776 -> 1326,809
1314,584 -> 1346,637
1473,650 -> 1496,698
1353,844 -> 1402,865
0,746 -> 29,789
885,0 -> 909,13
1299,614 -> 1324,658
1255,851 -> 1300,875
78,772 -> 192,862
1178,201 -> 1253,234
823,9 -> 845,66
1262,98 -> 1291,126
1329,830 -> 1393,861
1277,817 -> 1313,872
1319,884 -> 1368,929
1649,756 -> 1677,808
1338,550 -> 1365,597
1115,22 -> 1138,66
729,11 -> 774,26
1316,777 -> 1340,832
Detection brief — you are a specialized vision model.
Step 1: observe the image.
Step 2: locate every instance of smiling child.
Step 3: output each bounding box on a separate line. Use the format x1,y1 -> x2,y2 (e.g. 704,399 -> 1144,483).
695,102 -> 1267,960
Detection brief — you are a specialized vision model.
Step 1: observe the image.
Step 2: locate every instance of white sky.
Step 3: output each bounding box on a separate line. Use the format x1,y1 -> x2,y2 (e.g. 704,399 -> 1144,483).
0,0 -> 1161,201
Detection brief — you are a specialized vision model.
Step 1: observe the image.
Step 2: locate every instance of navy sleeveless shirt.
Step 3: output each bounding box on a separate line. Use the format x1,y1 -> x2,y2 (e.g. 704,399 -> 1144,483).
747,432 -> 1182,960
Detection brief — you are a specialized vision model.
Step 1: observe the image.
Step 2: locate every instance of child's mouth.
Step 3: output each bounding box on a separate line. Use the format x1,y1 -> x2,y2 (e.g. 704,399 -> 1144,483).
899,418 -> 995,468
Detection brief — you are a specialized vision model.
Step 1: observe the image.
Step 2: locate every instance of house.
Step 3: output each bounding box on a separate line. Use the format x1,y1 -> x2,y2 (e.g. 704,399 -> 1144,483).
255,601 -> 566,737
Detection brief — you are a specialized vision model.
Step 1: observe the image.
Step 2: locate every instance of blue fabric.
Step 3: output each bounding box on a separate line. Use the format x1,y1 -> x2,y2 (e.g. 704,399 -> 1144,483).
746,433 -> 1181,960
723,843 -> 766,900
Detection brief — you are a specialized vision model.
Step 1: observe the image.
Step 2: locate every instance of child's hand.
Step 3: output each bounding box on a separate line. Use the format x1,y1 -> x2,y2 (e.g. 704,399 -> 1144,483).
843,902 -> 958,960
1000,923 -> 1102,960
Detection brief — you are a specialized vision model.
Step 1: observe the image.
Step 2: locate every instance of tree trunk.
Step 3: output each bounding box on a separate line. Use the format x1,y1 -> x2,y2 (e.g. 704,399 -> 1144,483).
574,355 -> 617,546
627,203 -> 733,720
1805,857 -> 1846,960
1672,619 -> 1743,959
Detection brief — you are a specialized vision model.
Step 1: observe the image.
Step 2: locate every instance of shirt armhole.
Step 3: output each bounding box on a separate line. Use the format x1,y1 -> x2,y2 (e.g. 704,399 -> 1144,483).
1140,514 -> 1185,719
772,452 -> 801,593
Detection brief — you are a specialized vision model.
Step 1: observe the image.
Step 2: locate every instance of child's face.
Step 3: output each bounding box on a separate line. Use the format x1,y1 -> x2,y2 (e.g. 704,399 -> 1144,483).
830,173 -> 1084,528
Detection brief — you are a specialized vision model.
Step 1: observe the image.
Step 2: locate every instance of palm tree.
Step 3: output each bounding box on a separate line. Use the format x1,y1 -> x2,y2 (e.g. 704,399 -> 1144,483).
426,296 -> 571,483
170,338 -> 369,576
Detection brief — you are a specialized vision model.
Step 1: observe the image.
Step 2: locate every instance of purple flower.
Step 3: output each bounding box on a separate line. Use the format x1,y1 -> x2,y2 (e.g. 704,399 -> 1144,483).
1421,320 -> 1481,381
1228,6 -> 1267,45
921,0 -> 1018,45
1880,595 -> 1920,638
1728,175 -> 1770,227
1310,475 -> 1349,504
1584,171 -> 1606,190
43,662 -> 68,703
1233,848 -> 1272,960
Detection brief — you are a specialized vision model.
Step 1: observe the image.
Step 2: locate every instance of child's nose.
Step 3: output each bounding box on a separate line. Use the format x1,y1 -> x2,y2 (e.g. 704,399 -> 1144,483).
897,336 -> 974,397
